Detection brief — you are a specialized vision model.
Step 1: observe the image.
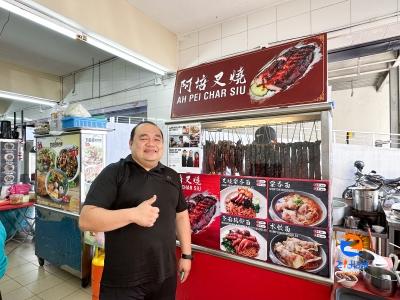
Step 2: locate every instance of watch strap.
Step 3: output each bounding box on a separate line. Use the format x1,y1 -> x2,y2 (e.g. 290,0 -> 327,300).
181,253 -> 193,260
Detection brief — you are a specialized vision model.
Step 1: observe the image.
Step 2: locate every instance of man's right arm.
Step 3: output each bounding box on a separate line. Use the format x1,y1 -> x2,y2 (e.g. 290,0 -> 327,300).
79,195 -> 159,232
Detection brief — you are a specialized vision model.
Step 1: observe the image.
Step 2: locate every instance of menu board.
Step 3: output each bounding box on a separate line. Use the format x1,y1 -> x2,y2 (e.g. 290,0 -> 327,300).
0,140 -> 19,186
81,133 -> 105,199
180,173 -> 331,279
36,134 -> 81,213
266,178 -> 330,277
219,176 -> 268,261
267,179 -> 328,228
268,222 -> 329,277
168,123 -> 201,174
181,173 -> 220,250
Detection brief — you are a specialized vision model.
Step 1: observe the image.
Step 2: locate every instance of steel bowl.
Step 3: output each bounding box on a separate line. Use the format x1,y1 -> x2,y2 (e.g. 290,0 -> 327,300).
363,266 -> 399,297
358,250 -> 375,266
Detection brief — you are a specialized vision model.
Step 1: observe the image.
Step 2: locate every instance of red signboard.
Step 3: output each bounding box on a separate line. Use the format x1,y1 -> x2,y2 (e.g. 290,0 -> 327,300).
171,34 -> 327,118
181,173 -> 221,250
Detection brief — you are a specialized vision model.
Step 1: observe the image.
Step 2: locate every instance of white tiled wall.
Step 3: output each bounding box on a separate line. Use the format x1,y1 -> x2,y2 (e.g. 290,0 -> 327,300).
277,12 -> 311,41
350,0 -> 397,23
22,59 -> 175,123
311,1 -> 351,33
277,0 -> 310,20
178,0 -> 400,69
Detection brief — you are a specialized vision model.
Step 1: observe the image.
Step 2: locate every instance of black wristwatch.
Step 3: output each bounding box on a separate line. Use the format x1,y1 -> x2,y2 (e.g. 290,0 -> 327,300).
181,253 -> 193,260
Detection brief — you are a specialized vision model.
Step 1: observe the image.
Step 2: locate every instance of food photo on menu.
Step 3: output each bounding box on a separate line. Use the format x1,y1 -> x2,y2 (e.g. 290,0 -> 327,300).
267,179 -> 329,228
267,222 -> 329,277
186,192 -> 219,233
220,217 -> 267,261
220,176 -> 267,219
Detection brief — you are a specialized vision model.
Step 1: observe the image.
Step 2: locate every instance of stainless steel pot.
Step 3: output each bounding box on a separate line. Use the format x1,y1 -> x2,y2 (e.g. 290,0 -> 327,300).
363,266 -> 400,297
344,216 -> 360,229
351,187 -> 381,212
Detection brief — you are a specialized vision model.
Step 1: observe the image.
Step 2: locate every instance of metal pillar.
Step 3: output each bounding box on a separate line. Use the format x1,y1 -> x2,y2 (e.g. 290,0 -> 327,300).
389,66 -> 400,148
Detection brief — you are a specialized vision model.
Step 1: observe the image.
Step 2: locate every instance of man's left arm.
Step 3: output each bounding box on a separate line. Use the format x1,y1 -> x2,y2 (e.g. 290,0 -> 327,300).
176,210 -> 191,283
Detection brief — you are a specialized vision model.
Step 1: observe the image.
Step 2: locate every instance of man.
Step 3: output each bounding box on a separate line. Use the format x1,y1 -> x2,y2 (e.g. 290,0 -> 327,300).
182,149 -> 187,167
177,135 -> 184,147
254,125 -> 277,144
79,121 -> 192,300
186,150 -> 194,167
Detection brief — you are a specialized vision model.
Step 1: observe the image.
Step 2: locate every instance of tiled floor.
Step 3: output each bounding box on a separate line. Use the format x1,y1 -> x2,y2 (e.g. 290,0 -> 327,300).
0,238 -> 92,300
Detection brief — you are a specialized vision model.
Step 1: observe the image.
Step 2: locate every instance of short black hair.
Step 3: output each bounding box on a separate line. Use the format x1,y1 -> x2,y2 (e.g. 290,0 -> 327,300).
130,121 -> 164,141
254,126 -> 277,144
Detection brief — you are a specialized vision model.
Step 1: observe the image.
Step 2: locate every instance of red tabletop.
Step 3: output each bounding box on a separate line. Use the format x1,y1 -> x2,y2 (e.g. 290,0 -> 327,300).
331,257 -> 400,299
0,200 -> 34,211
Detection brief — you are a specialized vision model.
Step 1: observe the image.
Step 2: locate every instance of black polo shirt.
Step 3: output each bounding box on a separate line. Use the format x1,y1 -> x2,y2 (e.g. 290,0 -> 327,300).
83,155 -> 187,287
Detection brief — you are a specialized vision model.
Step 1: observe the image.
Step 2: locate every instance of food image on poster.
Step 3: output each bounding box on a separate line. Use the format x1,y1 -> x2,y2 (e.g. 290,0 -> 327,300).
268,222 -> 329,277
3,163 -> 14,173
270,191 -> 327,226
45,169 -> 70,203
37,148 -> 56,172
56,145 -> 79,181
220,176 -> 267,219
36,134 -> 81,213
181,174 -> 221,250
249,42 -> 322,103
220,216 -> 267,261
221,186 -> 265,218
186,192 -> 218,233
268,179 -> 328,228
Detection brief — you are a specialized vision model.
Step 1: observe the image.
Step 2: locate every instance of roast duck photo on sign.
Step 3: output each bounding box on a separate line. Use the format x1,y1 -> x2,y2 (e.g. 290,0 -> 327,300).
249,42 -> 321,102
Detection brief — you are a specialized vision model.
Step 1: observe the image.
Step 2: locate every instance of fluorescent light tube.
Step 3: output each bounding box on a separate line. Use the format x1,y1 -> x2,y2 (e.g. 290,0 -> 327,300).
0,0 -> 77,39
85,36 -> 168,75
0,90 -> 57,107
1,0 -> 170,75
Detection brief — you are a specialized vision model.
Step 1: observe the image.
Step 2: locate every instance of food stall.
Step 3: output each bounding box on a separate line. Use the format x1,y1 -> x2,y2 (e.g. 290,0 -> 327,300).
35,128 -> 106,286
167,34 -> 336,299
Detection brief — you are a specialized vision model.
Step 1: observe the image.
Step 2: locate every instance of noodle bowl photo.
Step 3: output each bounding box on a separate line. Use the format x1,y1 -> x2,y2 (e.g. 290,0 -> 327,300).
269,191 -> 327,226
269,234 -> 327,273
220,186 -> 267,219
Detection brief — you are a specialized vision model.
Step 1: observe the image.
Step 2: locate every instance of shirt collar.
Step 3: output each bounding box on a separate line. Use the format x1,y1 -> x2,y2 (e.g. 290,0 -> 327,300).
124,154 -> 164,172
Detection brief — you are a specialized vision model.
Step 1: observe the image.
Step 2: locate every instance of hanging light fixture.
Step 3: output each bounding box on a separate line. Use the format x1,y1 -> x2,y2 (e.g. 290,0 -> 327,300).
0,90 -> 57,107
0,0 -> 169,75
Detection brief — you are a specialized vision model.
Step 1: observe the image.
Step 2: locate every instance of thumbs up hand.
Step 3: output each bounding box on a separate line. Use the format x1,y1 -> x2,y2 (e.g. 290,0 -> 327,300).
131,195 -> 160,227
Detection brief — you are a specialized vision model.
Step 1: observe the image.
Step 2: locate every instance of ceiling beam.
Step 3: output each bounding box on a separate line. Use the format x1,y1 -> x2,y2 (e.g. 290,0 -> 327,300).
329,68 -> 389,80
376,72 -> 389,92
376,53 -> 400,92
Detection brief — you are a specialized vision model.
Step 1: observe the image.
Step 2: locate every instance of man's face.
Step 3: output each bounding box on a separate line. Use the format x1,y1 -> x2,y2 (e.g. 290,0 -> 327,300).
130,123 -> 163,168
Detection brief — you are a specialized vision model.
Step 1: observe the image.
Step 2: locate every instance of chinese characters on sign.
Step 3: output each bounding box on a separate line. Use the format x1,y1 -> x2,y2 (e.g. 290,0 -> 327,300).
177,67 -> 247,104
171,34 -> 327,118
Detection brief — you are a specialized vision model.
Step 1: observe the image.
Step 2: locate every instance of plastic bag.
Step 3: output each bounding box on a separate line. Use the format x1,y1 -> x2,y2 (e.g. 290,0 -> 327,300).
64,103 -> 91,118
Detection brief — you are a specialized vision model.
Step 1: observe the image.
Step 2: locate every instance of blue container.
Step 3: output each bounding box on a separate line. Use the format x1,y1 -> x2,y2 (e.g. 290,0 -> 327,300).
62,117 -> 107,129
